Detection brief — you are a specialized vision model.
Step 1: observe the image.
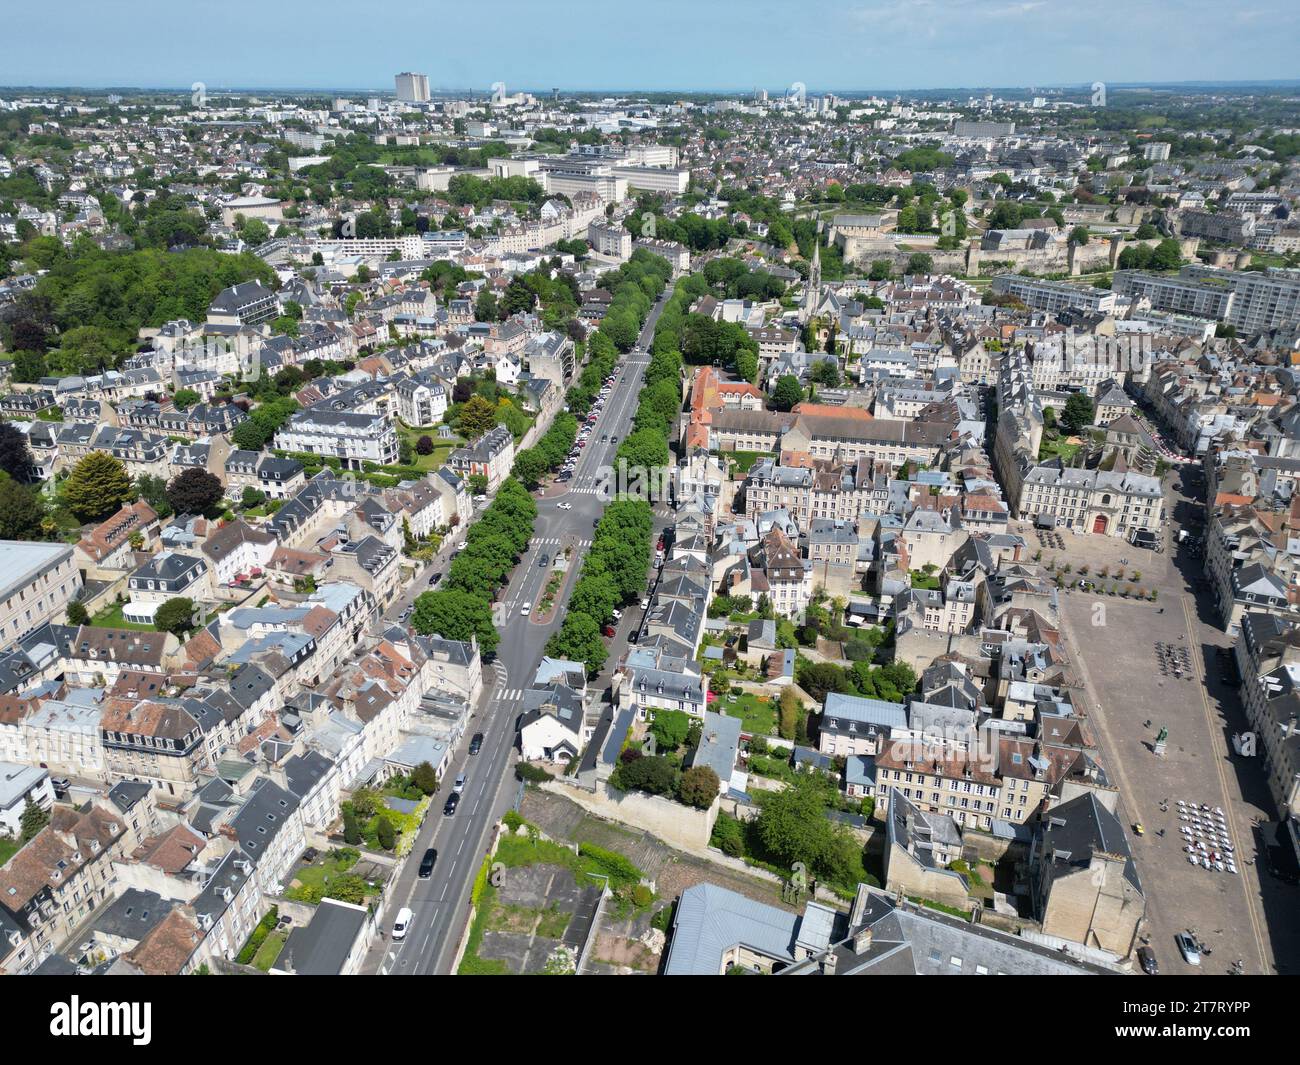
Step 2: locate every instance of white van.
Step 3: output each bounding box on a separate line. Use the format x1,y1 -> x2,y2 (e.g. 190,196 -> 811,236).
392,906 -> 413,940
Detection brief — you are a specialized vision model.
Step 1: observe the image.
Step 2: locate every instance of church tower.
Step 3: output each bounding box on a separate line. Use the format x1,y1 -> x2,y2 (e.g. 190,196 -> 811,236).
804,238 -> 822,318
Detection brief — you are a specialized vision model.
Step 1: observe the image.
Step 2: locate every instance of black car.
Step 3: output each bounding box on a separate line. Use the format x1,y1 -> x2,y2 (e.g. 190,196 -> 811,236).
469,732 -> 484,755
443,793 -> 460,816
428,572 -> 441,586
1137,946 -> 1159,975
418,848 -> 438,878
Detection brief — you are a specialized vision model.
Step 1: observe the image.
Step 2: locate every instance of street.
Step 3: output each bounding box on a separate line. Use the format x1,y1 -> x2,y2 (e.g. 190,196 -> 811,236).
370,291 -> 670,974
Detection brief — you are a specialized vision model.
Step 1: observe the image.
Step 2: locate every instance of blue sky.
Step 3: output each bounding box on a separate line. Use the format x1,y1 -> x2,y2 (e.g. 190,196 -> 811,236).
6,0 -> 1297,92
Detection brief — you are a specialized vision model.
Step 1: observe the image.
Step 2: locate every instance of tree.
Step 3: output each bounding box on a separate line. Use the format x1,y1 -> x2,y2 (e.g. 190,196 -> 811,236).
612,754 -> 677,796
1069,226 -> 1091,246
154,597 -> 197,637
342,809 -> 362,845
905,252 -> 934,274
545,612 -> 607,674
711,813 -> 746,856
375,815 -> 396,851
754,769 -> 842,879
457,395 -> 498,441
474,289 -> 499,322
166,468 -> 224,517
0,479 -> 47,541
66,601 -> 90,626
0,423 -> 36,482
63,452 -> 132,523
568,571 -> 619,626
650,709 -> 690,751
511,448 -> 547,488
240,486 -> 267,510
1061,392 -> 1095,434
771,374 -> 803,412
20,797 -> 49,843
412,587 -> 500,650
810,360 -> 840,388
415,435 -> 434,455
135,474 -> 172,519
678,765 -> 720,809
412,761 -> 439,795
172,388 -> 201,410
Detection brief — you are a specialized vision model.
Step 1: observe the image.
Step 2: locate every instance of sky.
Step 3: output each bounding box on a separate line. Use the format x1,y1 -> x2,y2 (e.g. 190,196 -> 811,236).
5,0 -> 1298,93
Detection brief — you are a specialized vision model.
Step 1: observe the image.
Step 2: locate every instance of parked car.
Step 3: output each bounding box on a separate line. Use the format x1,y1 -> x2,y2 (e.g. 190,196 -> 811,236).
602,623 -> 616,637
392,906 -> 413,939
457,541 -> 468,551
418,848 -> 438,878
1137,946 -> 1158,975
428,572 -> 441,586
611,609 -> 622,621
468,732 -> 484,755
453,773 -> 466,793
1175,932 -> 1201,965
443,793 -> 460,816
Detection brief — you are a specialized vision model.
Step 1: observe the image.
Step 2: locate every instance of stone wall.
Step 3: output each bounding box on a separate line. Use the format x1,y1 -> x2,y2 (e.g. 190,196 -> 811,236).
541,778 -> 718,851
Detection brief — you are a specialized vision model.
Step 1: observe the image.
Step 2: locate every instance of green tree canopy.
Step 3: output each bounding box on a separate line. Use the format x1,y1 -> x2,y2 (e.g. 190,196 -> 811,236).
63,452 -> 132,523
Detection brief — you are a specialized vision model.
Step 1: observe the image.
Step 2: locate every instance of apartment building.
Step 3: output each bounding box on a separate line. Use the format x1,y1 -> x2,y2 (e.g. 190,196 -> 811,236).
991,274 -> 1118,316
274,409 -> 400,469
447,425 -> 516,493
0,542 -> 81,643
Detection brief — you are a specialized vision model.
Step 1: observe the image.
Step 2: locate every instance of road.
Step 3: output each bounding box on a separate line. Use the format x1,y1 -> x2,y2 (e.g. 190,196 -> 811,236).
371,291 -> 670,974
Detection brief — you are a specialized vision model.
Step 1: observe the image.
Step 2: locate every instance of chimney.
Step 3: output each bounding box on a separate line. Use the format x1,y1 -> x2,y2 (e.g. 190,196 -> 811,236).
853,926 -> 873,954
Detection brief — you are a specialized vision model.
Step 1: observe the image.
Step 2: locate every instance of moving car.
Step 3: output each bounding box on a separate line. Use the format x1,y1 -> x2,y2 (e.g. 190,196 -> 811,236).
1137,946 -> 1158,975
468,732 -> 484,755
392,906 -> 413,939
557,501 -> 572,510
457,541 -> 468,551
520,603 -> 531,617
443,793 -> 460,816
418,848 -> 438,878
1175,932 -> 1200,965
428,572 -> 441,586
538,553 -> 549,567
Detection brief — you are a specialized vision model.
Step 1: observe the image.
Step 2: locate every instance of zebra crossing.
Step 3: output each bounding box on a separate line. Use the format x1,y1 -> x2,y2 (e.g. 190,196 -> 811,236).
532,536 -> 592,549
494,687 -> 525,703
567,485 -> 607,496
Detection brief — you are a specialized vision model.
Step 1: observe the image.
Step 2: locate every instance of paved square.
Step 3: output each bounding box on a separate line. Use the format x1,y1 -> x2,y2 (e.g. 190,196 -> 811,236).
1060,590 -> 1280,974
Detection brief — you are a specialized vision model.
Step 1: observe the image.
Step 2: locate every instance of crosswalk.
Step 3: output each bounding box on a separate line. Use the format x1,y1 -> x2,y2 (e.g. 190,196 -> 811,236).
567,485 -> 607,496
494,687 -> 525,703
533,537 -> 592,549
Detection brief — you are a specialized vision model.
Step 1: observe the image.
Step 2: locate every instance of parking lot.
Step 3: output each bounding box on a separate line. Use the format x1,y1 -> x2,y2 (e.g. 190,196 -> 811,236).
1059,583 -> 1289,974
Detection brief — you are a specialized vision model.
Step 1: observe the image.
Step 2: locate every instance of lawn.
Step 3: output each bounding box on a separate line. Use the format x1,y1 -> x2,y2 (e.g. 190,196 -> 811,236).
251,927 -> 289,971
284,848 -> 381,904
0,836 -> 20,866
397,423 -> 459,471
1038,432 -> 1083,465
713,691 -> 777,736
723,450 -> 770,475
88,603 -> 157,632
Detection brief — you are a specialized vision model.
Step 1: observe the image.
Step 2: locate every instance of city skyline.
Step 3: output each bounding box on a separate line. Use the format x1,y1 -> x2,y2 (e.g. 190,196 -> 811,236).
6,0 -> 1299,92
